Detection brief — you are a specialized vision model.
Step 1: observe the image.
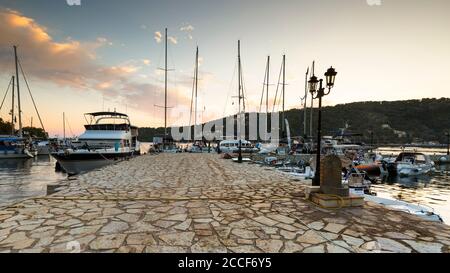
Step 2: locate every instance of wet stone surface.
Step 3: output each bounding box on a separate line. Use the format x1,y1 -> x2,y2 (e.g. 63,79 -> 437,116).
0,153 -> 450,253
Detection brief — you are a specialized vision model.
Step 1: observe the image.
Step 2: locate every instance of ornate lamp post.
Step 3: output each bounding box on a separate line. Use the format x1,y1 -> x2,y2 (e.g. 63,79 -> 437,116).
309,66 -> 337,186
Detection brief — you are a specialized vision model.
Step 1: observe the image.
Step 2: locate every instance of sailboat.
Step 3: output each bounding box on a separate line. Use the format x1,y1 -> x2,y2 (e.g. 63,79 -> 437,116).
0,46 -> 38,159
186,46 -> 206,153
220,41 -> 257,160
153,28 -> 179,153
269,55 -> 291,154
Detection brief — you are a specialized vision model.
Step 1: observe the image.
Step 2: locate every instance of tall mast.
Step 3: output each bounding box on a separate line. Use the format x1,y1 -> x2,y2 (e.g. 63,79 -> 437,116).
304,67 -> 309,136
14,46 -> 22,138
237,40 -> 243,143
259,56 -> 270,113
11,76 -> 15,135
63,112 -> 66,141
164,28 -> 168,139
266,56 -> 270,114
238,40 -> 242,115
281,55 -> 286,135
195,46 -> 199,127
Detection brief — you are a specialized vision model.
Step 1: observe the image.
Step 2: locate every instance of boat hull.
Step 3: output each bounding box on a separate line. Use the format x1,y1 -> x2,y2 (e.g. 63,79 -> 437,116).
355,164 -> 382,176
52,152 -> 133,175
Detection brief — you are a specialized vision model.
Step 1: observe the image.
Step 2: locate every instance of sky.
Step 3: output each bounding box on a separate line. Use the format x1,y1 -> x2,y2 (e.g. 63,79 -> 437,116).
0,0 -> 449,137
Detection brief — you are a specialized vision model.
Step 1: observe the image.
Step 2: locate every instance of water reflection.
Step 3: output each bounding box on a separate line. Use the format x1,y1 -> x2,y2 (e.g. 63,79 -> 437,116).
372,164 -> 450,224
0,158 -> 33,170
0,156 -> 67,207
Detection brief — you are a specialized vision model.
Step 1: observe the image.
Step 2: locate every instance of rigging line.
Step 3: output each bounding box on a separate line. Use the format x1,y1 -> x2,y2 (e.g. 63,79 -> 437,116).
0,77 -> 12,112
64,114 -> 75,138
272,61 -> 283,112
259,62 -> 268,113
18,58 -> 46,133
223,60 -> 238,118
276,73 -> 284,113
239,59 -> 246,113
189,67 -> 195,127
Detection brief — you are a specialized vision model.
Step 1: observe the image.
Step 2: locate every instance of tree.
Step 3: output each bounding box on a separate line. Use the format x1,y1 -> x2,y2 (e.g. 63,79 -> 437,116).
0,118 -> 13,135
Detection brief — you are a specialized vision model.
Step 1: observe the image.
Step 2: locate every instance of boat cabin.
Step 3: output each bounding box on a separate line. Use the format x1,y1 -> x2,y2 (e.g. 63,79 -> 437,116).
395,152 -> 430,164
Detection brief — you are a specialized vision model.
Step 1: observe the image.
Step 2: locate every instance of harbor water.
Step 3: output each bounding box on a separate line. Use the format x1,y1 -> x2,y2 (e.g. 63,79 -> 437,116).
0,156 -> 66,207
1,146 -> 449,225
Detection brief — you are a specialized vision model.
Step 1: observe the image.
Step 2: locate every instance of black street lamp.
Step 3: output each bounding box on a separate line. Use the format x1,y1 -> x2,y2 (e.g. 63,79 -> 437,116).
238,139 -> 243,163
309,66 -> 337,187
237,114 -> 243,163
446,131 -> 450,156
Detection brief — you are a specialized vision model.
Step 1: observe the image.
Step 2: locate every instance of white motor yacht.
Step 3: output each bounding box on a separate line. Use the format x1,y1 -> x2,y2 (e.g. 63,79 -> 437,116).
51,112 -> 139,175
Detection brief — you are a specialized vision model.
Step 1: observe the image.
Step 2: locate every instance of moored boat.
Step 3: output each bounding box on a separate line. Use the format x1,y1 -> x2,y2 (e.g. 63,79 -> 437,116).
388,152 -> 435,177
218,140 -> 258,154
364,194 -> 443,223
51,112 -> 139,175
0,136 -> 34,159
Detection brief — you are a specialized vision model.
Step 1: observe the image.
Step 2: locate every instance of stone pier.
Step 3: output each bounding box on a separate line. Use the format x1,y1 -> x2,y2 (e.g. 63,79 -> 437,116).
0,153 -> 449,253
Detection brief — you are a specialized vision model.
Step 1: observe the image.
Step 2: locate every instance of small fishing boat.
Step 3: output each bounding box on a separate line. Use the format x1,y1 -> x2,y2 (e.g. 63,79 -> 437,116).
390,152 -> 435,177
343,171 -> 374,196
439,155 -> 449,164
219,140 -> 258,154
280,166 -> 315,179
51,112 -> 139,175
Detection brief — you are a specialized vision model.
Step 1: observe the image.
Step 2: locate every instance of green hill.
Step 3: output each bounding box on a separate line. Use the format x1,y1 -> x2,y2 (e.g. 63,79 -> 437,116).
138,98 -> 450,145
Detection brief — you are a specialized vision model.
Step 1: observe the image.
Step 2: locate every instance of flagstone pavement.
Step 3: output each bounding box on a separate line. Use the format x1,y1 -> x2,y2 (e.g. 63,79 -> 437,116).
1,153 -> 450,253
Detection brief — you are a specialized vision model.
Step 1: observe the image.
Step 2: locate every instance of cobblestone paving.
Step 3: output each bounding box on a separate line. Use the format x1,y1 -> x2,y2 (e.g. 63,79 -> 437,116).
1,153 -> 450,253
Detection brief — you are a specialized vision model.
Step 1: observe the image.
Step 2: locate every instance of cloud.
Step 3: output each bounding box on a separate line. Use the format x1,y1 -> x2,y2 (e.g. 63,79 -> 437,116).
168,36 -> 178,45
180,24 -> 194,32
0,8 -> 191,120
97,37 -> 113,46
154,31 -> 162,43
140,24 -> 147,30
180,24 -> 194,40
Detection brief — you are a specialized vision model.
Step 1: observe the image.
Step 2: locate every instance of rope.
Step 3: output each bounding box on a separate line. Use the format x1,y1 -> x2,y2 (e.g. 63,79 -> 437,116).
18,58 -> 46,134
0,77 -> 12,112
95,151 -> 115,162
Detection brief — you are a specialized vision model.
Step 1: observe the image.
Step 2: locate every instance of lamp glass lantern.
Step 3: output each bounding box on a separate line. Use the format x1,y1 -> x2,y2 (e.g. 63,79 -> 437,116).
325,67 -> 337,88
308,75 -> 319,94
